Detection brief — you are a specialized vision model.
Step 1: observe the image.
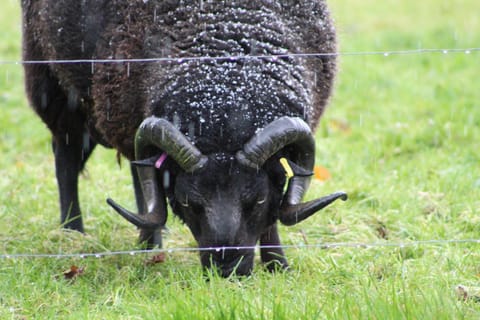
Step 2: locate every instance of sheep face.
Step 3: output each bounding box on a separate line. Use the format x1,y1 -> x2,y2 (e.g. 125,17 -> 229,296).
172,156 -> 283,277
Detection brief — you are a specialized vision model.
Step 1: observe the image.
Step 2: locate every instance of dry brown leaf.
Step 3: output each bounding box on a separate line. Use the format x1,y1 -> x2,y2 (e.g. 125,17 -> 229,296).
61,265 -> 85,280
145,253 -> 167,266
456,285 -> 480,302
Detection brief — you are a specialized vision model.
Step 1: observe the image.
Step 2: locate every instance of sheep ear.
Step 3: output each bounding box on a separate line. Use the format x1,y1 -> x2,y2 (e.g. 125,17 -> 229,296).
279,157 -> 313,178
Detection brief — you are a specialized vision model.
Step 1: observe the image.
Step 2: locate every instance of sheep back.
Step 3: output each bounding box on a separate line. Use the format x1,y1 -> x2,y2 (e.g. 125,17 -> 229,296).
23,0 -> 336,159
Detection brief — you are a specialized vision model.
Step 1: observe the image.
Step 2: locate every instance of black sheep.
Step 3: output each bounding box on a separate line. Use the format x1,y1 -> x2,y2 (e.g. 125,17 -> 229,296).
21,0 -> 346,276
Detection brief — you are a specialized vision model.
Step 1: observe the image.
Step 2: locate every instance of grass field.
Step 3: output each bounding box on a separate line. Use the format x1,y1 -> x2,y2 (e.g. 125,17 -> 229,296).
1,0 -> 479,318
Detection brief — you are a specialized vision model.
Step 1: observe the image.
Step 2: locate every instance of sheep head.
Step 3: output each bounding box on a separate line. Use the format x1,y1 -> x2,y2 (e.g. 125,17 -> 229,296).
107,116 -> 346,276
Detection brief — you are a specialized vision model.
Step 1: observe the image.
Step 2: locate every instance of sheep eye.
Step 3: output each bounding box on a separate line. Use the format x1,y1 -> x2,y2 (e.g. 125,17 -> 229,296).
257,198 -> 266,205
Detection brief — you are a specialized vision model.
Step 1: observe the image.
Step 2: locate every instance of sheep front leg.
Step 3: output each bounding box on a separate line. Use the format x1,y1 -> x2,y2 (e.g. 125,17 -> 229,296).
52,126 -> 96,232
52,135 -> 85,232
260,223 -> 289,272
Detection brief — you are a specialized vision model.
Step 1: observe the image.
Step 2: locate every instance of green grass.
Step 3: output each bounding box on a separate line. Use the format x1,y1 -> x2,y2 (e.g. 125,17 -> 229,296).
1,0 -> 480,318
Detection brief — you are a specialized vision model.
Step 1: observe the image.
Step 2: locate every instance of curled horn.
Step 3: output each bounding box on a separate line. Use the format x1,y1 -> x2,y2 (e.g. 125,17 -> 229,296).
107,116 -> 208,241
236,116 -> 347,225
236,116 -> 315,205
134,117 -> 208,173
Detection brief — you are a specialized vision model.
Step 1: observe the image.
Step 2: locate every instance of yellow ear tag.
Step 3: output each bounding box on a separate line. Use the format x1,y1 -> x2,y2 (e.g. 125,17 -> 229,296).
280,157 -> 294,178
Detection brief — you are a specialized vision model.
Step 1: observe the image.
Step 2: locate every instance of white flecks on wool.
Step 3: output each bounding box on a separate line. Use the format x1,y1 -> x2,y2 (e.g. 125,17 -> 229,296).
214,153 -> 235,162
138,2 -> 332,149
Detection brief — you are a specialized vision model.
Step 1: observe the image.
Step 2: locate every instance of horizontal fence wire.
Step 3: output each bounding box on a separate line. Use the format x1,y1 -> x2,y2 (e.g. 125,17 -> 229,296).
1,46 -> 478,260
0,47 -> 479,66
2,239 -> 480,259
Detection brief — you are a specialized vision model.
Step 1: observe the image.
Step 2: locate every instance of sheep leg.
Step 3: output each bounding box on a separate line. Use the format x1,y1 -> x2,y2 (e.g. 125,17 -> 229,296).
260,223 -> 289,272
52,129 -> 97,232
52,133 -> 89,232
24,59 -> 94,232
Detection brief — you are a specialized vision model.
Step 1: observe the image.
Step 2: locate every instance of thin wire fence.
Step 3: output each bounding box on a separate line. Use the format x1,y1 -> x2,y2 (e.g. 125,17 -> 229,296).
2,45 -> 478,260
2,239 -> 480,259
0,47 -> 479,66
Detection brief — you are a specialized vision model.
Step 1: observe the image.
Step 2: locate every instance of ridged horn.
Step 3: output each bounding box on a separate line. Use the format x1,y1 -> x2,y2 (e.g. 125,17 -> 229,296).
279,192 -> 347,226
108,116 -> 207,246
107,198 -> 161,229
135,116 -> 207,172
236,116 -> 315,205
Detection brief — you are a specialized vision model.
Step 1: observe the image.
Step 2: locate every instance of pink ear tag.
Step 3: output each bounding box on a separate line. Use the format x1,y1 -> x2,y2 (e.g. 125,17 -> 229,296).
155,152 -> 168,169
